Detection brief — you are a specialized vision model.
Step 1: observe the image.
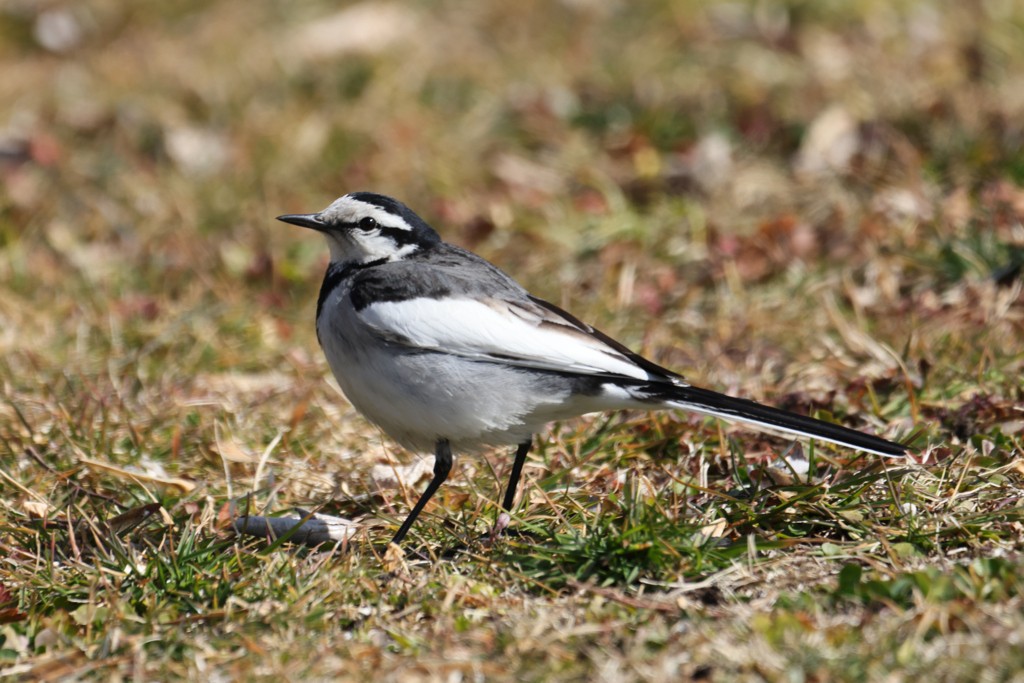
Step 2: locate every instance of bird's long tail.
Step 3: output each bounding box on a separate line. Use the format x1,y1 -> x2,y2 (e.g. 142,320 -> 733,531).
654,383 -> 908,457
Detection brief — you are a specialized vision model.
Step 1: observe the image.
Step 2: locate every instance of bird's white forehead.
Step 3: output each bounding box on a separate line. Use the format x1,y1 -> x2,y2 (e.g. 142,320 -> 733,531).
320,196 -> 413,231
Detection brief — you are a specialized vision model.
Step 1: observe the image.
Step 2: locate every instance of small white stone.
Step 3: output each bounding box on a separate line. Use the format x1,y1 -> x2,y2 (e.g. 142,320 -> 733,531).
34,9 -> 82,53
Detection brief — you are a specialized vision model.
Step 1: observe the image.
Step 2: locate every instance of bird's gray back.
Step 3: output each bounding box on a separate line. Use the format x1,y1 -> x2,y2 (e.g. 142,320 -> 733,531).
348,243 -> 528,311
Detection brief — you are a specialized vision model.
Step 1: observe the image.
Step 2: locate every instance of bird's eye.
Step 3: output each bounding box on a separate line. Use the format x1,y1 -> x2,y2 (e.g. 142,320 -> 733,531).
358,216 -> 377,231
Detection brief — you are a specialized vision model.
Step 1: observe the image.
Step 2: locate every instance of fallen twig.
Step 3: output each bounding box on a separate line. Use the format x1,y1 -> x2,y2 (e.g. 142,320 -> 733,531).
232,509 -> 360,547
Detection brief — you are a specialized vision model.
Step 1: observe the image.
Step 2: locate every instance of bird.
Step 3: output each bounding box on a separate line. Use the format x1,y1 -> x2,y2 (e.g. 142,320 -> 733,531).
278,193 -> 909,546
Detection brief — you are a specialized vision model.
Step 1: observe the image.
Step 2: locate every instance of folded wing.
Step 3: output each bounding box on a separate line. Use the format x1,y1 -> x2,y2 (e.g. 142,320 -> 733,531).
356,294 -> 668,381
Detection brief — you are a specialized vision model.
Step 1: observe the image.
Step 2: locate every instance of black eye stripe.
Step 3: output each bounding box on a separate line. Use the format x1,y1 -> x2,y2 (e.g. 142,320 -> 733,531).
351,219 -> 416,245
379,226 -> 419,246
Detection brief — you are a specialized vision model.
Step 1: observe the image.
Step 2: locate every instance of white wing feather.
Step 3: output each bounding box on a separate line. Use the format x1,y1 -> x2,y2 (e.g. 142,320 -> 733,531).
357,297 -> 651,380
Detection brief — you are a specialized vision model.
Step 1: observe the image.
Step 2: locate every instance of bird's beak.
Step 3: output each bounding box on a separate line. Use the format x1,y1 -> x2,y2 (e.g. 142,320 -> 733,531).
276,213 -> 326,231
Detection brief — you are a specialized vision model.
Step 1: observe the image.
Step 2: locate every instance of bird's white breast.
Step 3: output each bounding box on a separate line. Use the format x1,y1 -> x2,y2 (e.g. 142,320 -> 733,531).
316,284 -> 586,453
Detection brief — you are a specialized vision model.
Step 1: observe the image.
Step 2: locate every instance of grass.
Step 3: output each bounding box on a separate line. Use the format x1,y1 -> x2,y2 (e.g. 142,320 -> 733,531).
3,0 -> 1024,679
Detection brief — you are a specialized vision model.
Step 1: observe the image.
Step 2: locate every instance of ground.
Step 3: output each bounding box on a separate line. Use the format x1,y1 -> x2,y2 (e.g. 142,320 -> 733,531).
2,0 -> 1024,680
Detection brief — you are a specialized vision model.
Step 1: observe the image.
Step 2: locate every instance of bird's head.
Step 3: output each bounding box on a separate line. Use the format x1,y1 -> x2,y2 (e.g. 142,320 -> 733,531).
278,193 -> 441,266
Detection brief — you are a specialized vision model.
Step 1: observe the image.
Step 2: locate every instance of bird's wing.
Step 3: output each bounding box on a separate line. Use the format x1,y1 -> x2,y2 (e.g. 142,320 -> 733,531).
356,293 -> 683,382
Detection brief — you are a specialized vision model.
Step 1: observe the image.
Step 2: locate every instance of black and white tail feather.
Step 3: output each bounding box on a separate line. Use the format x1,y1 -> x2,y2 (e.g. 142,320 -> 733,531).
279,192 -> 910,546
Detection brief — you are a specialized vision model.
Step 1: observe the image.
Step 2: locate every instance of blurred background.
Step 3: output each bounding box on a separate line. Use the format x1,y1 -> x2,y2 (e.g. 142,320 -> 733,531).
1,0 -> 1023,481
4,2 -> 1024,677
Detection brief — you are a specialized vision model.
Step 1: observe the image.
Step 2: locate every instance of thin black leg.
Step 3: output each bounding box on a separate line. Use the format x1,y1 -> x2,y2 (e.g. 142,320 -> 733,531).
502,440 -> 533,511
390,439 -> 453,546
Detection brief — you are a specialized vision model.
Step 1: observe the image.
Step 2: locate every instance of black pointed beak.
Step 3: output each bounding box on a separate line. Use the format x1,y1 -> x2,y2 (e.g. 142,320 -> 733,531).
277,213 -> 326,231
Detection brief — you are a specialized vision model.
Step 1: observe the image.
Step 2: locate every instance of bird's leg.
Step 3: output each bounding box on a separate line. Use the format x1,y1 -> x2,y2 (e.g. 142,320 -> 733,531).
502,440 -> 533,511
486,440 -> 533,543
390,439 -> 453,546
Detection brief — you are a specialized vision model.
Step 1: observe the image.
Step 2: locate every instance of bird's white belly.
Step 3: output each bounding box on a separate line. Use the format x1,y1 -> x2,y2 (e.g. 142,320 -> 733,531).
318,299 -> 576,454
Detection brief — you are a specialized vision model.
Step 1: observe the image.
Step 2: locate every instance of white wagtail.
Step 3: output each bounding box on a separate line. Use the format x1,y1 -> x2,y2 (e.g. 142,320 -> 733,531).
278,193 -> 908,545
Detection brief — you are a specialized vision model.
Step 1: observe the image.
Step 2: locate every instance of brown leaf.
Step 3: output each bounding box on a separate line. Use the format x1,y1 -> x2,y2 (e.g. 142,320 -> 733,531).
384,542 -> 407,573
0,608 -> 26,624
371,457 -> 434,490
106,502 -> 163,536
699,518 -> 728,538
